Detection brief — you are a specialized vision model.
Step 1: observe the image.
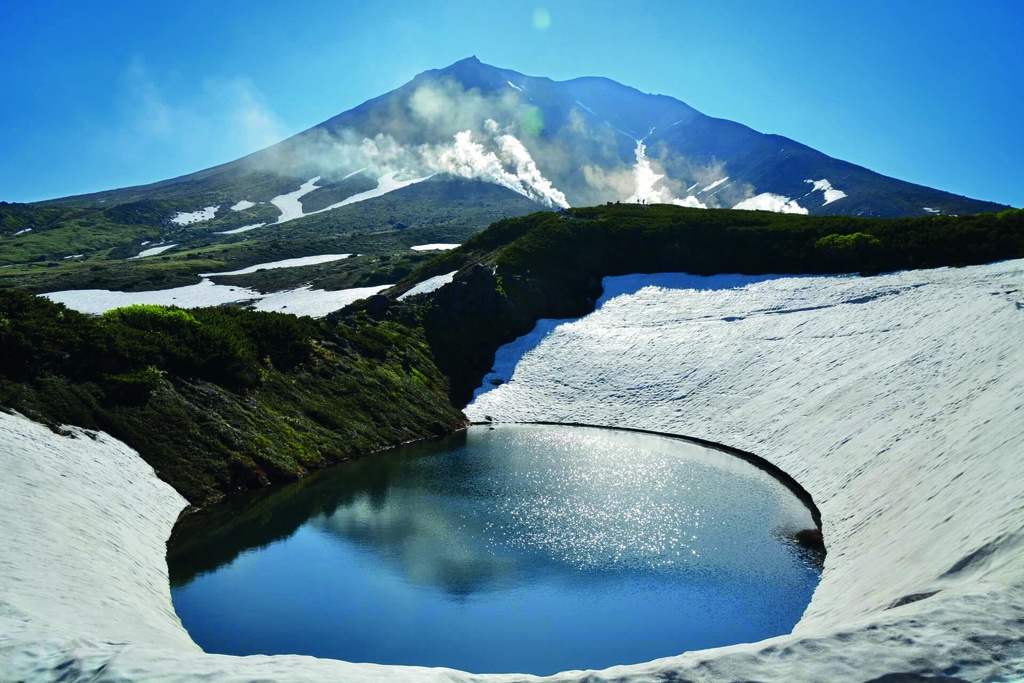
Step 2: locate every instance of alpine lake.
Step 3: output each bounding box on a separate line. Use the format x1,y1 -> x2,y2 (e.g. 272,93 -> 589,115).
168,424 -> 823,675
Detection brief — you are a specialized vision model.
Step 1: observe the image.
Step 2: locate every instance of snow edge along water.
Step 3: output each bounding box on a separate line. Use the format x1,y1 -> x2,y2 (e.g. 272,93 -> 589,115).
2,260 -> 1024,682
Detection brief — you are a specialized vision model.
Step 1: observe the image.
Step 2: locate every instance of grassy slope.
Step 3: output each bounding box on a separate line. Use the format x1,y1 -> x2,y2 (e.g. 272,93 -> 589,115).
0,178 -> 539,295
0,294 -> 465,505
387,204 -> 1024,405
1,202 -> 1021,508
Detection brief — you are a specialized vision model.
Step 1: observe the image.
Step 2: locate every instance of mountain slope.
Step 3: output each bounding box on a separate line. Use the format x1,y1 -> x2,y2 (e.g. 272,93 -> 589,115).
37,57 -> 1008,219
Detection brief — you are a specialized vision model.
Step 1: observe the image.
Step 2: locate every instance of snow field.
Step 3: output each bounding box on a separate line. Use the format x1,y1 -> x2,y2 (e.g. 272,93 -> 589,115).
410,243 -> 460,251
170,206 -> 219,226
131,243 -> 178,258
45,254 -> 382,318
468,260 -> 1024,680
4,259 -> 1023,681
397,271 -> 457,300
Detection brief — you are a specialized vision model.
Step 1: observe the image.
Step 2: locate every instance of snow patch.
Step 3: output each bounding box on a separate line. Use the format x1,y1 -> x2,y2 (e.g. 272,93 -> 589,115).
804,179 -> 848,206
12,228 -> 32,236
397,271 -> 457,300
341,167 -> 368,180
733,193 -> 808,214
270,177 -> 321,224
267,173 -> 434,225
410,243 -> 460,251
699,177 -> 729,194
170,206 -> 218,226
46,254 -> 375,318
253,284 -> 391,317
63,254 -> 83,260
507,81 -> 524,93
229,200 -> 255,212
44,279 -> 260,313
924,207 -> 942,214
200,254 -> 352,277
215,223 -> 265,235
574,100 -> 595,115
131,244 -> 178,259
9,259 -> 1024,682
311,172 -> 432,214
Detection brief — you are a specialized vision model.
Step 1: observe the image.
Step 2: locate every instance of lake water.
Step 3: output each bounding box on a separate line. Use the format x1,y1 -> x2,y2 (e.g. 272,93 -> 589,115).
169,424 -> 822,675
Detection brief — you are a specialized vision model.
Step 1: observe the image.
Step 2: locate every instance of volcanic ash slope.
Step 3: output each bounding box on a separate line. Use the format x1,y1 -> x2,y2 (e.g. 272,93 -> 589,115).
1,259 -> 1022,682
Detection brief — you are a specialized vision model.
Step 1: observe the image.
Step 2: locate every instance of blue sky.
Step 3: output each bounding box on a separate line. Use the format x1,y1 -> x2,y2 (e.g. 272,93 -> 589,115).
2,0 -> 1021,206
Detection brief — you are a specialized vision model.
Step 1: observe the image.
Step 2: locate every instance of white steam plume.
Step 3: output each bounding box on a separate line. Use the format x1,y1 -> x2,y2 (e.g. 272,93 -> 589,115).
626,139 -> 707,208
275,119 -> 570,209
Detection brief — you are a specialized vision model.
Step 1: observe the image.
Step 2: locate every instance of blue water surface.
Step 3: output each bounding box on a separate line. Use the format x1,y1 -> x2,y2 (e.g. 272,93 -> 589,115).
169,424 -> 821,675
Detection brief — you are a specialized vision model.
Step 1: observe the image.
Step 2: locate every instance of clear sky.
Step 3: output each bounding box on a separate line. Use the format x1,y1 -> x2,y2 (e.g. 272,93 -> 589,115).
2,0 -> 1021,206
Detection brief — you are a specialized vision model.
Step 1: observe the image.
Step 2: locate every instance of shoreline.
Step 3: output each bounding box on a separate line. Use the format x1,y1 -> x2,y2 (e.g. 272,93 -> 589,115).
2,259 -> 1023,681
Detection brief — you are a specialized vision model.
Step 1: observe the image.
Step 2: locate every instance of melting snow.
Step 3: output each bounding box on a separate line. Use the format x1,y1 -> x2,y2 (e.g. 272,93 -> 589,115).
266,173 -> 433,225
7,259 -> 1023,681
733,193 -> 808,215
924,207 -> 941,214
507,81 -> 524,93
215,223 -> 265,235
12,228 -> 32,236
270,177 -> 321,224
804,179 -> 848,206
44,274 -> 382,318
397,271 -> 457,300
410,243 -> 460,251
170,206 -> 219,226
63,254 -> 83,260
48,254 -> 365,316
200,254 -> 352,277
45,279 -> 259,313
229,200 -> 255,212
699,177 -> 729,194
131,244 -> 178,259
253,284 -> 391,317
313,172 -> 432,214
341,167 -> 368,180
574,100 -> 595,115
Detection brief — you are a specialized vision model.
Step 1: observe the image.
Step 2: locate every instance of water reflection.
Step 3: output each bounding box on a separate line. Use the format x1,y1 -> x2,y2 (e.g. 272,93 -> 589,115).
169,424 -> 822,674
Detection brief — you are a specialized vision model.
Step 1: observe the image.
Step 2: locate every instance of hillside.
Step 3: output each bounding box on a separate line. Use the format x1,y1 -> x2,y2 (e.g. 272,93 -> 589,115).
2,205 -> 1021,506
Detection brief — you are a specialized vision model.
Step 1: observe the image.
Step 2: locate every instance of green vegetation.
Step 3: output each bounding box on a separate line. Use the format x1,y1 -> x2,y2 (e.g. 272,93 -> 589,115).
0,177 -> 538,295
387,204 -> 1024,404
1,201 -> 1021,509
0,290 -> 465,505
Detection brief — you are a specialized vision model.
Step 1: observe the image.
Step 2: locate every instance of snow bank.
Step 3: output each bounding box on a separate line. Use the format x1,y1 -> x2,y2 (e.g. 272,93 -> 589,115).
45,263 -> 386,319
410,243 -> 460,251
804,178 -> 847,205
230,200 -> 256,212
698,177 -> 729,194
733,192 -> 808,214
397,271 -> 456,300
7,260 -> 1024,681
468,260 -> 1024,681
254,284 -> 391,317
200,254 -> 351,277
170,206 -> 219,226
271,176 -> 321,224
266,173 -> 432,226
131,243 -> 178,259
44,279 -> 261,314
216,223 -> 265,235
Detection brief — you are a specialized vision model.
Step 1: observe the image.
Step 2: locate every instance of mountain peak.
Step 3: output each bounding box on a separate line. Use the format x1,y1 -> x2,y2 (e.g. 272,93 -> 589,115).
427,56 -> 509,93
